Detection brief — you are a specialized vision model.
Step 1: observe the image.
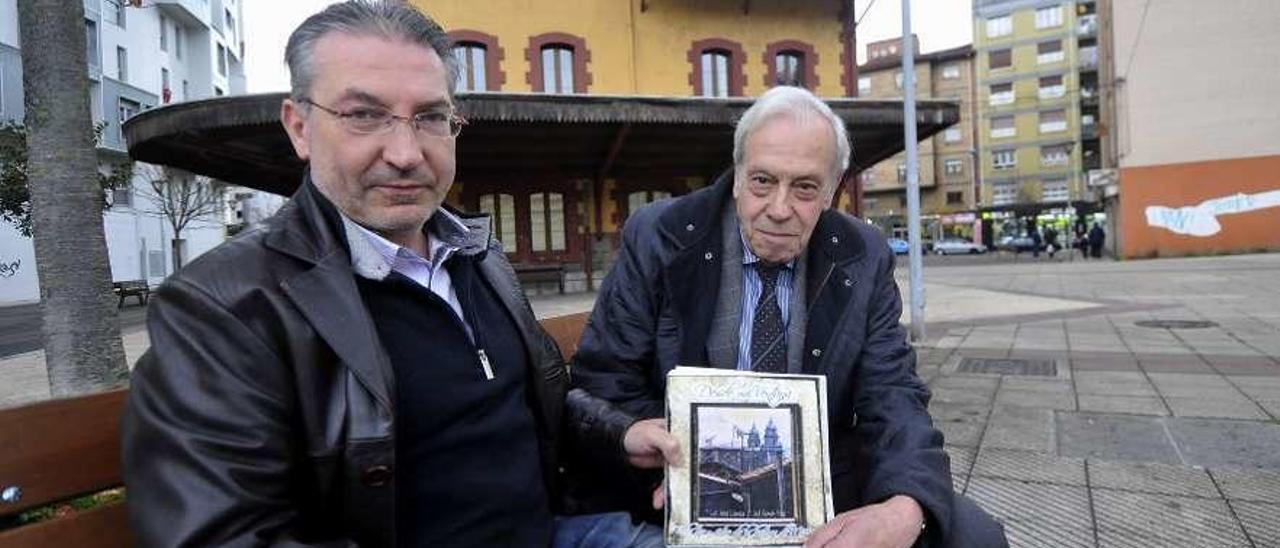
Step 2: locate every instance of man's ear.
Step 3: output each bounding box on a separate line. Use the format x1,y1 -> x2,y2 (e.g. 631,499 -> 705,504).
280,99 -> 310,161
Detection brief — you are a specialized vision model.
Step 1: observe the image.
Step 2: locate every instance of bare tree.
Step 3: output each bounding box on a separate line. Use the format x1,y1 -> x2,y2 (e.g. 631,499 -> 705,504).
18,0 -> 127,395
138,164 -> 227,269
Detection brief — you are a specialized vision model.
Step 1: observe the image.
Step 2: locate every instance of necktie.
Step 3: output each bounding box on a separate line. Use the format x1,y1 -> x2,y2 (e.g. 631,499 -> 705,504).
750,264 -> 787,373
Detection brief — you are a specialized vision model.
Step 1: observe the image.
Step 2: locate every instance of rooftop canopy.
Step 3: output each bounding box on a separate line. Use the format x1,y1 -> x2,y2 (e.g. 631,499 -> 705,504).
124,92 -> 959,196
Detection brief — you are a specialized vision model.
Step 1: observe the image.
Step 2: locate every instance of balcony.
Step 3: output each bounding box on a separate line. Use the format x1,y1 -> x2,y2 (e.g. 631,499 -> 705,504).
1078,15 -> 1098,37
1079,46 -> 1099,69
153,0 -> 208,27
1079,87 -> 1099,104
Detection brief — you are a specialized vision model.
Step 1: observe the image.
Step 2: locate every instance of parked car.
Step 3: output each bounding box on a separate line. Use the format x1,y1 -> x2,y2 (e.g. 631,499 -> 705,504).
933,238 -> 986,255
997,235 -> 1041,253
887,238 -> 910,255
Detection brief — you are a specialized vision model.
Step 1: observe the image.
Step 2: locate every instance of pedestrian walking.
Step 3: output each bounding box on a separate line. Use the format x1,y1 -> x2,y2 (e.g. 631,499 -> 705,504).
1089,222 -> 1106,259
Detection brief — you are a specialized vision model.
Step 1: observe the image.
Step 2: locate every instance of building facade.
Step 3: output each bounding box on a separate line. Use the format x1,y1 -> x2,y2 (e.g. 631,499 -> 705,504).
972,0 -> 1104,246
0,0 -> 254,305
856,37 -> 980,242
410,0 -> 862,288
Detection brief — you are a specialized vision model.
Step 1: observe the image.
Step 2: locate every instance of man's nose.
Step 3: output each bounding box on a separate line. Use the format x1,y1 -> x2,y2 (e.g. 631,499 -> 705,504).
765,185 -> 793,220
381,122 -> 426,171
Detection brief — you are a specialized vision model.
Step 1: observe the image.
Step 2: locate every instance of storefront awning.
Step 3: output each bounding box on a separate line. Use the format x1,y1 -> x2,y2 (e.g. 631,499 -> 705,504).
123,92 -> 959,196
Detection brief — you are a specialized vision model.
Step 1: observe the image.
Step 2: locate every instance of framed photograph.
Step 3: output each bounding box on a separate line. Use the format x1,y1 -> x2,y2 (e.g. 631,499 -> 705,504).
666,367 -> 833,547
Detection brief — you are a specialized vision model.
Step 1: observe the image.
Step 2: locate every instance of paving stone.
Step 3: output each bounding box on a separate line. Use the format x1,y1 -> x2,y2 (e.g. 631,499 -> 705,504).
930,386 -> 997,406
930,375 -> 1001,392
1074,373 -> 1157,397
1077,395 -> 1169,416
995,388 -> 1076,411
1256,399 -> 1280,419
1167,418 -> 1280,469
1087,460 -> 1217,498
1207,356 -> 1280,376
1165,396 -> 1270,420
1056,412 -> 1182,465
946,445 -> 975,494
1092,489 -> 1248,548
971,447 -> 1086,486
930,402 -> 989,447
1227,376 -> 1280,400
965,478 -> 1093,548
999,377 -> 1074,392
982,406 -> 1055,453
1210,467 -> 1280,503
1070,357 -> 1141,372
1228,500 -> 1280,548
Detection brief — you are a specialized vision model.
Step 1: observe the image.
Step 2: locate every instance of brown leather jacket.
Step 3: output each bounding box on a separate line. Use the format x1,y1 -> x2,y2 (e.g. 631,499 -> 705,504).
122,181 -> 634,547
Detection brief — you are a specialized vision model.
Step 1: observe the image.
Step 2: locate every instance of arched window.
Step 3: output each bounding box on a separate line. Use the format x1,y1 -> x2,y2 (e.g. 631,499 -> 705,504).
478,193 -> 517,253
527,33 -> 591,94
700,50 -> 730,98
775,51 -> 803,87
626,190 -> 671,217
452,42 -> 487,92
541,45 -> 574,94
688,38 -> 744,97
529,192 -> 566,252
764,40 -> 818,90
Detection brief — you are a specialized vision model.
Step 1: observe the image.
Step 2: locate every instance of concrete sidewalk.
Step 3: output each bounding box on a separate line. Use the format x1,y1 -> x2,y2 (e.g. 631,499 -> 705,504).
2,253 -> 1277,546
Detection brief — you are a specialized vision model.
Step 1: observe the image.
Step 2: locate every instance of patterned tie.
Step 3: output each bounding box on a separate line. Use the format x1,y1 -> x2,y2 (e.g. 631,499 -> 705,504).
750,264 -> 787,373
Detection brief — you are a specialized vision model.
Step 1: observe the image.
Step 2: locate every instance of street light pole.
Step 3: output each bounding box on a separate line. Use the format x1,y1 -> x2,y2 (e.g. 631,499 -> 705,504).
901,0 -> 926,342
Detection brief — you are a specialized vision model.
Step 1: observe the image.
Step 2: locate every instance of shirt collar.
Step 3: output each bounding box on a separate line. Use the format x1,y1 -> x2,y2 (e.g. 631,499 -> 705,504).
341,209 -> 469,281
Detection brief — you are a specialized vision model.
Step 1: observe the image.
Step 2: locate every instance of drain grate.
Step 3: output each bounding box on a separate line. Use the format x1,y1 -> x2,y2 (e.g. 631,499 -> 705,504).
956,357 -> 1058,376
1135,320 -> 1219,329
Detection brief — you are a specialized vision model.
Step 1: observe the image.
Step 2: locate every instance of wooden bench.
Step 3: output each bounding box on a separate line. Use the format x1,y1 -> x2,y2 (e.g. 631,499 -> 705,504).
514,263 -> 566,294
0,312 -> 591,547
110,281 -> 150,309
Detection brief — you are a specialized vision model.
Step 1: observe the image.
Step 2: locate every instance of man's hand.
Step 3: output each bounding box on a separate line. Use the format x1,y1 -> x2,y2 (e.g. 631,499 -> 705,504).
804,495 -> 925,548
622,418 -> 683,510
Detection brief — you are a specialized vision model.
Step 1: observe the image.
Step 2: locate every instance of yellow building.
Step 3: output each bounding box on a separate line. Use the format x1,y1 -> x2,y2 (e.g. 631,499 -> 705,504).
973,0 -> 1102,244
856,37 -> 979,242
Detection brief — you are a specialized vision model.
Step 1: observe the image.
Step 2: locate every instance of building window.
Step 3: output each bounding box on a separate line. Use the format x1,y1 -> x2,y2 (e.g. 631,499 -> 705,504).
118,97 -> 139,140
541,45 -> 575,94
1038,75 -> 1065,99
992,182 -> 1017,205
159,16 -> 168,51
107,0 -> 126,27
225,8 -> 236,38
529,192 -> 567,253
945,158 -> 964,175
943,128 -> 962,143
1040,109 -> 1067,133
991,115 -> 1016,138
116,46 -> 128,82
1041,144 -> 1070,166
161,68 -> 170,103
942,64 -> 961,79
700,51 -> 730,97
1037,40 -> 1064,64
478,193 -> 518,253
175,26 -> 183,60
217,44 -> 228,77
1036,5 -> 1064,29
989,82 -> 1014,106
896,163 -> 907,183
989,49 -> 1012,70
1042,178 -> 1069,201
774,51 -> 803,87
112,183 -> 132,208
453,42 -> 488,92
627,190 -> 672,216
181,79 -> 189,101
947,191 -> 964,205
992,149 -> 1016,170
85,20 -> 99,65
858,76 -> 871,94
894,71 -> 904,89
986,15 -> 1012,38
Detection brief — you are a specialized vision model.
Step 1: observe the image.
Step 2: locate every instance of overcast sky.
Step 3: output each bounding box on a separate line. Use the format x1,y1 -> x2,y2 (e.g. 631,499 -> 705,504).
244,0 -> 975,93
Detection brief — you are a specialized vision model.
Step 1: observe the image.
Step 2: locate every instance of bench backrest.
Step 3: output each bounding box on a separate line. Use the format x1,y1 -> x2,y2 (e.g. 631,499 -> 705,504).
0,312 -> 592,547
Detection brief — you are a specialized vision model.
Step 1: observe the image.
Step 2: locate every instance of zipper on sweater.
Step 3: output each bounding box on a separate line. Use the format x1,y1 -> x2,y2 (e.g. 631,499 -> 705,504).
458,256 -> 495,381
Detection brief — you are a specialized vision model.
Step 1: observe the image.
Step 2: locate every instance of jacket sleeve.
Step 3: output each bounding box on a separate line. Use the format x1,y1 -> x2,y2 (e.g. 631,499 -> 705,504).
121,278 -> 353,548
852,252 -> 954,546
570,205 -> 666,419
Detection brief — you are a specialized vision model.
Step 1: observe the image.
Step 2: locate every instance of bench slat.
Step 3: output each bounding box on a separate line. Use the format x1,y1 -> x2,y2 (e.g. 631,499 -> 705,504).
0,390 -> 126,516
0,501 -> 130,548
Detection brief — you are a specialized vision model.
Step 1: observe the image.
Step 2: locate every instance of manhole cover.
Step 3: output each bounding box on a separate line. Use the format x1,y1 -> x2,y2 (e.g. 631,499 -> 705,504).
1135,320 -> 1219,329
956,357 -> 1057,376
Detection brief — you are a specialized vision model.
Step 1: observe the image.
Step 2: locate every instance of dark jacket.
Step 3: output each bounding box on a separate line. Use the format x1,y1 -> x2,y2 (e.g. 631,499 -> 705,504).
571,173 -> 954,545
122,181 -> 634,547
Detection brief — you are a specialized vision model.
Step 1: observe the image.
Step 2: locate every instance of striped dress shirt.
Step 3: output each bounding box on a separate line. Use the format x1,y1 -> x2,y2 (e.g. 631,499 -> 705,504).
735,231 -> 796,371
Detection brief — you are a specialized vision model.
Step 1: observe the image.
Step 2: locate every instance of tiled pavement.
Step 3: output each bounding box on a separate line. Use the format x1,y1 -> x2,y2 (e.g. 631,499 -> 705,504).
2,252 -> 1278,546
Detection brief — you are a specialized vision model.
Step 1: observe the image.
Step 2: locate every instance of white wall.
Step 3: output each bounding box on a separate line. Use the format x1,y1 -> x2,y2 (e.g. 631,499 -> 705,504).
0,222 -> 39,305
1113,0 -> 1280,168
0,0 -> 18,48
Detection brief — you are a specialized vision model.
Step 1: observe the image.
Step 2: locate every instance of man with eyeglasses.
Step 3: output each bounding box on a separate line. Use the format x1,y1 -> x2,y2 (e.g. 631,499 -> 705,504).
121,2 -> 674,546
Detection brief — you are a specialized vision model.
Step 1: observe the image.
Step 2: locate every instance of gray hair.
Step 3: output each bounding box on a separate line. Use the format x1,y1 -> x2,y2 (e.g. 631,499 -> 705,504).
285,1 -> 458,102
732,86 -> 852,191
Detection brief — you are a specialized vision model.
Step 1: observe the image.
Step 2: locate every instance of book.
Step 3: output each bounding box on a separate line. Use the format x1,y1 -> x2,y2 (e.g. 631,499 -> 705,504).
665,367 -> 834,547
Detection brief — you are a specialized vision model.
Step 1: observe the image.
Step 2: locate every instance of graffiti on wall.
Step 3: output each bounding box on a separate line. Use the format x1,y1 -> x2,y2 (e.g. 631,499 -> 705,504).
1145,190 -> 1280,237
0,258 -> 19,278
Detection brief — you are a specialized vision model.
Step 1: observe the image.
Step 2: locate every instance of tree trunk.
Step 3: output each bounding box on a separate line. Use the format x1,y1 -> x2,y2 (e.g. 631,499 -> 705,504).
171,237 -> 185,271
18,0 -> 128,396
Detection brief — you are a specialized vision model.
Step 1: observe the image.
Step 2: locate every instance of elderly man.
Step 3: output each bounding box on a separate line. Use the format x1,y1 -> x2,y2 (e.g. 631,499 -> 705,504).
572,86 -> 1006,547
122,2 -> 674,546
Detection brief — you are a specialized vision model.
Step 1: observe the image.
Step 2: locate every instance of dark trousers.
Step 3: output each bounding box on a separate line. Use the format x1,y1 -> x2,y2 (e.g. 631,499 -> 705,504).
947,493 -> 1009,548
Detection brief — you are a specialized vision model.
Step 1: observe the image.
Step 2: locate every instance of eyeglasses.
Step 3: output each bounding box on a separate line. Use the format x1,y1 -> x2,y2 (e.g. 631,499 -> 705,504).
301,99 -> 467,138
